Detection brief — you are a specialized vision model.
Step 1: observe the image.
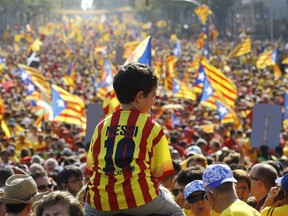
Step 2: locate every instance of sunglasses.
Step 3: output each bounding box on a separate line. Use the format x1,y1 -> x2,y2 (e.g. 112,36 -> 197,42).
186,193 -> 206,204
37,184 -> 53,190
172,188 -> 183,196
250,175 -> 266,183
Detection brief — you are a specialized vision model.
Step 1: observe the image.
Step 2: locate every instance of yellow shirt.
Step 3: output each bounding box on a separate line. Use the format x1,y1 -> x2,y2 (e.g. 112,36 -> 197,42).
261,205 -> 288,216
220,200 -> 260,216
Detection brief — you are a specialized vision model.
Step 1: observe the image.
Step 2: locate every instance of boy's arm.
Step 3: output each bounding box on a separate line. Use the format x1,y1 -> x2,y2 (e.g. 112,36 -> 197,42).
150,130 -> 174,181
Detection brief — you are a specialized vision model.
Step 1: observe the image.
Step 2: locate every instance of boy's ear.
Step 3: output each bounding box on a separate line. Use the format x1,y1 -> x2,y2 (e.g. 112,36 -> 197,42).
135,91 -> 144,102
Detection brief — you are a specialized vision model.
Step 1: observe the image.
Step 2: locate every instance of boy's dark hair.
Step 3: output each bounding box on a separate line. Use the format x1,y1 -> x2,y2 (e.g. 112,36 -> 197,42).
113,62 -> 158,104
56,165 -> 83,190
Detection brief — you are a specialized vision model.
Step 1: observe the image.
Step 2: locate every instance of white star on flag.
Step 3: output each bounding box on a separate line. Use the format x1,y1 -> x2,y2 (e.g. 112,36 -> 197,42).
206,86 -> 213,96
218,105 -> 228,115
174,82 -> 180,92
27,83 -> 35,92
198,72 -> 205,81
21,72 -> 28,81
57,99 -> 65,108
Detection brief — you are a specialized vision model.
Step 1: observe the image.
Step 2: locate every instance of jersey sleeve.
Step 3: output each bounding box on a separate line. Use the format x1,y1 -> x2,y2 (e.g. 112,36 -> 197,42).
150,126 -> 174,181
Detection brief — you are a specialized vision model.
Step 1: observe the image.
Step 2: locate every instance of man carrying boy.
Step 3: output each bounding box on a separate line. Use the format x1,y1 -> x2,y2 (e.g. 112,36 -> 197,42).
85,63 -> 184,215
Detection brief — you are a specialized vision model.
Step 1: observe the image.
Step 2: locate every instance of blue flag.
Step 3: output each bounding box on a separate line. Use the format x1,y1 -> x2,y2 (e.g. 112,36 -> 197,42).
172,39 -> 181,58
124,36 -> 151,66
216,100 -> 229,120
52,87 -> 66,119
195,64 -> 206,86
200,76 -> 214,102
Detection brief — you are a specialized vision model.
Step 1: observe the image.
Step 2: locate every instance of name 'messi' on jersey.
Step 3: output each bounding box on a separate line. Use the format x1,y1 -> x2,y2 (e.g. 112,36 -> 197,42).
105,125 -> 139,137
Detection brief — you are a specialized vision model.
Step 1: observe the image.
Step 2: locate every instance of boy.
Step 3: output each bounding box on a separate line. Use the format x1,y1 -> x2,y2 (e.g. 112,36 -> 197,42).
85,63 -> 184,215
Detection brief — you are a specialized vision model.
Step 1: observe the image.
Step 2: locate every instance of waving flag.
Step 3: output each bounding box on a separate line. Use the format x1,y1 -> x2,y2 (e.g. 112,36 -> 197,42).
282,57 -> 288,65
95,59 -> 114,100
173,79 -> 196,101
196,33 -> 207,50
164,55 -> 177,91
103,88 -> 120,117
123,40 -> 140,59
26,52 -> 40,68
25,79 -> 42,106
227,36 -> 252,58
200,76 -> 214,102
63,63 -> 75,91
18,64 -> 51,94
171,39 -> 181,58
52,85 -> 86,129
215,100 -> 229,120
199,61 -> 237,107
35,113 -> 45,131
124,36 -> 151,66
195,4 -> 212,25
194,64 -> 206,93
284,93 -> 288,125
256,49 -> 277,69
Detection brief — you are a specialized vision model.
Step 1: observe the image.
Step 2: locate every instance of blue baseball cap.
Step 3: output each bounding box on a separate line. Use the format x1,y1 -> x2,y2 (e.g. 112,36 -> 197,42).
203,164 -> 237,188
275,173 -> 288,192
184,180 -> 205,199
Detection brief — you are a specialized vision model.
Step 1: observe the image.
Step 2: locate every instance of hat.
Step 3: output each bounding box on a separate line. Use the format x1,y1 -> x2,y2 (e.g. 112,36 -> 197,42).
196,138 -> 207,146
0,174 -> 39,204
203,164 -> 237,188
7,145 -> 15,152
186,145 -> 202,156
20,156 -> 32,164
275,173 -> 288,192
63,147 -> 72,156
31,155 -> 44,164
184,180 -> 205,199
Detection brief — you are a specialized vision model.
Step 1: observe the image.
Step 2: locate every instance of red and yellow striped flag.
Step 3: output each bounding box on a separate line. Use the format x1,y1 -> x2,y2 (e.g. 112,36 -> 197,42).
164,56 -> 177,90
123,40 -> 140,59
201,61 -> 238,108
195,4 -> 213,25
103,89 -> 120,117
227,36 -> 252,58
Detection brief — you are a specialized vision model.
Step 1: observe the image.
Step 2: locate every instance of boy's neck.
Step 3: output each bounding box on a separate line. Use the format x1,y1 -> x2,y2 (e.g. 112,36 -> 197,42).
121,103 -> 139,111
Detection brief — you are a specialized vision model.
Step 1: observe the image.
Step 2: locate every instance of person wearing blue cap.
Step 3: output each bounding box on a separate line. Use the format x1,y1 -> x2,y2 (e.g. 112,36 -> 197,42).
202,163 -> 260,216
183,180 -> 212,216
260,173 -> 288,216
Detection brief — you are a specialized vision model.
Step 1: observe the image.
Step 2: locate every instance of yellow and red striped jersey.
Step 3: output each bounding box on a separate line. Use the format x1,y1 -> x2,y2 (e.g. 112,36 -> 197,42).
86,108 -> 174,211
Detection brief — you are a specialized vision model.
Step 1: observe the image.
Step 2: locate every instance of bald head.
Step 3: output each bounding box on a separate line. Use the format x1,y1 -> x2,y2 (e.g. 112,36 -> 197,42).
250,163 -> 278,188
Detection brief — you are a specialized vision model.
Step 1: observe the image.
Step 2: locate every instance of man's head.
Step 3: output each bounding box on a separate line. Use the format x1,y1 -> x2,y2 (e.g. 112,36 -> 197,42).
0,174 -> 40,215
113,62 -> 158,105
56,165 -> 83,196
184,180 -> 211,216
202,164 -> 237,213
31,171 -> 54,193
173,166 -> 205,208
249,163 -> 278,201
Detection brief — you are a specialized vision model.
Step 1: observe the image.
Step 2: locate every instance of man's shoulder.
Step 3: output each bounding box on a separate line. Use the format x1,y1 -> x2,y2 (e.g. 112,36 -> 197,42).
221,200 -> 261,216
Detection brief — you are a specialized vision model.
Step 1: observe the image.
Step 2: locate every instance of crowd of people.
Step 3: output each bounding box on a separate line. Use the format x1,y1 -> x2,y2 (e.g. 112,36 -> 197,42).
0,11 -> 288,216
